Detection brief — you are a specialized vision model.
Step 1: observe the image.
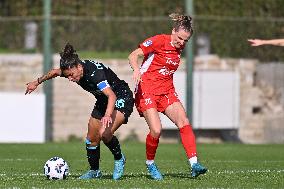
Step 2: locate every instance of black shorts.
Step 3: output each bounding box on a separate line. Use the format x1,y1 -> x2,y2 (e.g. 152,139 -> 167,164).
91,85 -> 134,124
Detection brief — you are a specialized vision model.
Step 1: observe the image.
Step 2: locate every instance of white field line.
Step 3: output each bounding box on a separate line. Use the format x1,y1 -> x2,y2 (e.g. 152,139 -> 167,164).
1,158 -> 284,163
0,158 -> 84,162
0,169 -> 283,177
212,160 -> 284,163
0,173 -> 80,177
216,169 -> 284,174
0,173 -> 44,176
0,158 -> 39,161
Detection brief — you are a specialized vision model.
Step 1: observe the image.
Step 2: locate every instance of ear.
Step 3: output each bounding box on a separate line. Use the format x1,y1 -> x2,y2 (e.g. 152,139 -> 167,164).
172,28 -> 176,35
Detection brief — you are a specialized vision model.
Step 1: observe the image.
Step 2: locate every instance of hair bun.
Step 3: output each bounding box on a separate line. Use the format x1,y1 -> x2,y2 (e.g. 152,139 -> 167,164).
169,13 -> 192,24
169,12 -> 193,34
60,43 -> 75,59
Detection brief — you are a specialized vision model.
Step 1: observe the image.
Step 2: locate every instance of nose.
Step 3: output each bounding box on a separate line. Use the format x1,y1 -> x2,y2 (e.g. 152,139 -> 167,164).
68,76 -> 73,81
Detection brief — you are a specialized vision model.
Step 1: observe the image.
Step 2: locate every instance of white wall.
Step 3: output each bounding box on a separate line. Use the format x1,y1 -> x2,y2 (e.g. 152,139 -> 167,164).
160,70 -> 240,129
0,92 -> 45,143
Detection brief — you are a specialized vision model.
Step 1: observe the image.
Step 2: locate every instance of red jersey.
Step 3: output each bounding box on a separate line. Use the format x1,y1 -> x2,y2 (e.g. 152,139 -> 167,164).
138,34 -> 184,94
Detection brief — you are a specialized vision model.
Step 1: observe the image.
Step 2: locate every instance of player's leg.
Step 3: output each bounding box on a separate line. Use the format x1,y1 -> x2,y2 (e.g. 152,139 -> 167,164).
101,110 -> 126,180
164,102 -> 207,177
79,116 -> 102,179
143,108 -> 163,180
135,91 -> 163,180
101,110 -> 125,160
164,102 -> 196,156
143,108 -> 162,160
102,92 -> 134,180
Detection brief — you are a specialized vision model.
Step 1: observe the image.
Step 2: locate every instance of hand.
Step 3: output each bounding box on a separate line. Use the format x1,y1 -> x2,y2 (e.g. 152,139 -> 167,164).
101,115 -> 112,128
248,39 -> 264,46
25,80 -> 39,95
132,69 -> 141,86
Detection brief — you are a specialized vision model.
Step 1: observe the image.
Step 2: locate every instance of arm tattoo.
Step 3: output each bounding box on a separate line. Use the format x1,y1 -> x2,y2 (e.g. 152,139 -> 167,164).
38,69 -> 59,84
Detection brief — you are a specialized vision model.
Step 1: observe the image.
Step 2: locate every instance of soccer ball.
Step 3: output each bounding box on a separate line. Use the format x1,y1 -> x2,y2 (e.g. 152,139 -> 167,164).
43,157 -> 69,180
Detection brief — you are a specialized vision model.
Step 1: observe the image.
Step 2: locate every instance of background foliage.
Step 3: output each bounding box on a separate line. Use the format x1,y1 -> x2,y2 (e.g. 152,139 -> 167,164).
0,0 -> 284,61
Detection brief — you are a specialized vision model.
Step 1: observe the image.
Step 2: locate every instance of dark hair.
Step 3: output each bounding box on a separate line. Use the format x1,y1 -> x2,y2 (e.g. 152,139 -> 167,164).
59,43 -> 81,70
169,13 -> 193,34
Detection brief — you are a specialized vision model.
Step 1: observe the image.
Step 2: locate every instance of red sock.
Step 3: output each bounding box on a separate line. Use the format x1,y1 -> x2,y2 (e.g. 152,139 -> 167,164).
179,124 -> 197,158
146,133 -> 159,160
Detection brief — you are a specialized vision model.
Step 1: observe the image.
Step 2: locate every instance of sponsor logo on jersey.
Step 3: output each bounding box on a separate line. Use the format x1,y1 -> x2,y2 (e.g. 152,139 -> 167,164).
91,71 -> 96,76
165,57 -> 179,65
158,66 -> 175,76
143,40 -> 153,47
145,98 -> 152,105
115,99 -> 125,108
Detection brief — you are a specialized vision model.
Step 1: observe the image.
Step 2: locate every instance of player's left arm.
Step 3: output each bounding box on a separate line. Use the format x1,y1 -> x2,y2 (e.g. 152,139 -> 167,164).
90,65 -> 117,127
101,87 -> 117,127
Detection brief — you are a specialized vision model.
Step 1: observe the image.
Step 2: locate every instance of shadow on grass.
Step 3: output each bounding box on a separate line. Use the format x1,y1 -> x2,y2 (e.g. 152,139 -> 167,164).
163,173 -> 194,179
68,173 -> 148,180
68,172 -> 203,180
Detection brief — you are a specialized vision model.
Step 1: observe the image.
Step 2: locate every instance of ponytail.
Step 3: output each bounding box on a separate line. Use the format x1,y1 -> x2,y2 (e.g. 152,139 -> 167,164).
59,43 -> 81,70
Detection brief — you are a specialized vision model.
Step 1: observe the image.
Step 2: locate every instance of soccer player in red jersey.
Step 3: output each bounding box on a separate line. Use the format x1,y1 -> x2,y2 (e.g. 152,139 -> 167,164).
128,13 -> 207,180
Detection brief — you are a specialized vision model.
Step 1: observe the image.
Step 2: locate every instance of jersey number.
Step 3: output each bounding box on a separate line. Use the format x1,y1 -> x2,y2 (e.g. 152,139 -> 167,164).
90,60 -> 104,70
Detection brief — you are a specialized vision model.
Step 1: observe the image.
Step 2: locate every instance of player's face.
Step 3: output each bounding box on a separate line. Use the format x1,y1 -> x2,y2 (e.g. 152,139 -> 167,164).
171,28 -> 191,49
63,64 -> 83,82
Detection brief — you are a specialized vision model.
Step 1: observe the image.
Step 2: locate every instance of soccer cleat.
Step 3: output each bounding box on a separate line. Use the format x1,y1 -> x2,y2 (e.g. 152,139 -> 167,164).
146,163 -> 163,180
79,169 -> 102,179
113,154 -> 126,180
191,162 -> 207,178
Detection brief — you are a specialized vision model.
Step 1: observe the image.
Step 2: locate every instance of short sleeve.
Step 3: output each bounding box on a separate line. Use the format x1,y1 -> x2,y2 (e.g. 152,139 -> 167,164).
139,35 -> 164,56
89,69 -> 110,91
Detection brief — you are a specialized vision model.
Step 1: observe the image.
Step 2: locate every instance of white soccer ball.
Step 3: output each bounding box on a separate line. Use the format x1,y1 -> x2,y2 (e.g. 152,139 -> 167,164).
43,157 -> 69,180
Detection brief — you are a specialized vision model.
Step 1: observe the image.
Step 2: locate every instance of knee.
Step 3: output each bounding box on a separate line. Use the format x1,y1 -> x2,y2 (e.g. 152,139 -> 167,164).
150,128 -> 161,138
177,118 -> 190,128
87,134 -> 97,142
101,132 -> 113,143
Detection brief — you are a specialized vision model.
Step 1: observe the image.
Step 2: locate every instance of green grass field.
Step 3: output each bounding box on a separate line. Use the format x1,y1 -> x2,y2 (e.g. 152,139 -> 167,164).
0,142 -> 283,188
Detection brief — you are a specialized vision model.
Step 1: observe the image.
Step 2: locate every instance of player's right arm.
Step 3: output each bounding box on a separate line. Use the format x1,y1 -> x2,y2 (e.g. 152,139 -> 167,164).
128,48 -> 144,86
25,68 -> 62,95
128,35 -> 163,86
248,39 -> 284,46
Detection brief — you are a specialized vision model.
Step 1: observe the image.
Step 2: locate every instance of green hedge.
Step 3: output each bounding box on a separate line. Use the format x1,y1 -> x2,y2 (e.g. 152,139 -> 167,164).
194,0 -> 284,61
0,0 -> 284,61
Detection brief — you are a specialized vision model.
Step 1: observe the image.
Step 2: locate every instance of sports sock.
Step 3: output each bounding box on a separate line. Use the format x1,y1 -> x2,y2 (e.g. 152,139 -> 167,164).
146,133 -> 159,160
188,156 -> 198,167
179,125 -> 197,158
86,145 -> 100,170
146,160 -> 154,165
104,136 -> 122,160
